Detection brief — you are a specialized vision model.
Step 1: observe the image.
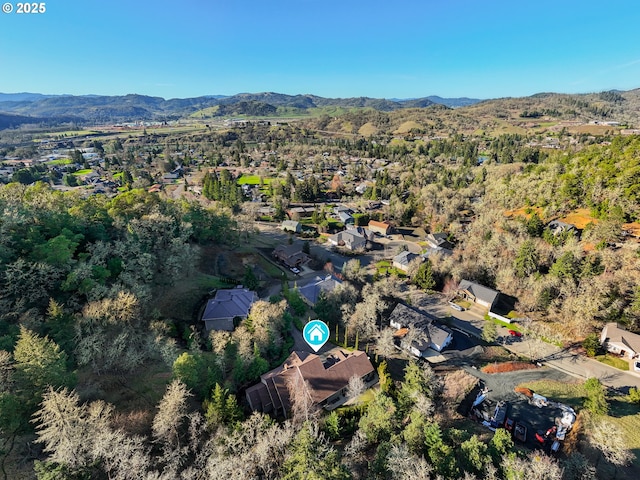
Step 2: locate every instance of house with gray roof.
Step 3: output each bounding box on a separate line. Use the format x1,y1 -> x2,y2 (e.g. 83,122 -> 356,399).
426,232 -> 453,250
273,243 -> 310,268
281,220 -> 301,233
202,287 -> 258,331
456,279 -> 500,310
327,230 -> 367,251
547,220 -> 577,236
392,251 -> 422,272
338,211 -> 355,225
346,225 -> 375,242
600,323 -> 640,359
388,303 -> 453,354
298,275 -> 342,306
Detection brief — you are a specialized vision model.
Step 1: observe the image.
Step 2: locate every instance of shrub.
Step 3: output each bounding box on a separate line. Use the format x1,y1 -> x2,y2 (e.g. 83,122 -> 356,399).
582,333 -> 600,357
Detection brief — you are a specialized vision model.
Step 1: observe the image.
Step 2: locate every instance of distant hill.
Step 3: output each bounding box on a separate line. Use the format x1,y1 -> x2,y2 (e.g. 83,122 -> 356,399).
425,96 -> 483,107
1,89 -> 639,129
0,92 -> 58,102
0,112 -> 76,130
0,91 -> 461,123
301,89 -> 640,136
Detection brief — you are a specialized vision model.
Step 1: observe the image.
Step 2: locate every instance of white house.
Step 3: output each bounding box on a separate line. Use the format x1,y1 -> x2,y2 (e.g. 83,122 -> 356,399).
388,303 -> 453,355
600,323 -> 640,359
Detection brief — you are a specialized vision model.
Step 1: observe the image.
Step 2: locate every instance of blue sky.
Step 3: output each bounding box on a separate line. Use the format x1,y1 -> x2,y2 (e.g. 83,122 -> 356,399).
1,0 -> 639,99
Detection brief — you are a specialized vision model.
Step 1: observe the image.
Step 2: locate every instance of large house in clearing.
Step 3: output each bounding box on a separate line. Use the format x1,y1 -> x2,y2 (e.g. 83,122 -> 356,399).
600,323 -> 640,359
245,348 -> 376,417
392,251 -> 421,272
388,303 -> 453,355
202,287 -> 258,331
456,279 -> 500,310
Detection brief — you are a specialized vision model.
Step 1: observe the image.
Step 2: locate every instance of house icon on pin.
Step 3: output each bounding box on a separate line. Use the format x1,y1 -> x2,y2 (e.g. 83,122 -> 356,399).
303,320 -> 329,352
308,325 -> 324,342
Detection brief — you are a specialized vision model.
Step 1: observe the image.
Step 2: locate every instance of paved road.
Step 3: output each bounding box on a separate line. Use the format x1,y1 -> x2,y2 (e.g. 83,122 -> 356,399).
500,335 -> 640,391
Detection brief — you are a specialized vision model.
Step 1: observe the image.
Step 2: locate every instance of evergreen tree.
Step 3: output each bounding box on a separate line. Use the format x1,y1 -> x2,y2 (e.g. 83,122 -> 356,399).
13,327 -> 75,408
514,239 -> 539,278
412,260 -> 435,291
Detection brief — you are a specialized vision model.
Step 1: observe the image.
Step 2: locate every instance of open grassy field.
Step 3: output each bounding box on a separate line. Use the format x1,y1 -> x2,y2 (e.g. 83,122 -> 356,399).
358,122 -> 378,136
45,158 -> 72,165
155,270 -> 234,322
72,168 -> 93,176
559,208 -> 599,229
42,129 -> 99,137
504,206 -> 546,220
393,120 -> 423,134
237,174 -> 274,185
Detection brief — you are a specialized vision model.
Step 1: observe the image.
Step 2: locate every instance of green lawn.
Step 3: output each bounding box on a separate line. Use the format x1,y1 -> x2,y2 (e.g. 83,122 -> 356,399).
596,354 -> 630,371
72,168 -> 93,176
46,158 -> 72,165
374,260 -> 405,278
237,174 -> 273,185
519,379 -> 585,407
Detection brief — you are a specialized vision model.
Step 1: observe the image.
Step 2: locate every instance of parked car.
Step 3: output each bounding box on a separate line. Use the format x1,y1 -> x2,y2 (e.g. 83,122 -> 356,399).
508,330 -> 522,337
290,267 -> 300,274
450,302 -> 464,312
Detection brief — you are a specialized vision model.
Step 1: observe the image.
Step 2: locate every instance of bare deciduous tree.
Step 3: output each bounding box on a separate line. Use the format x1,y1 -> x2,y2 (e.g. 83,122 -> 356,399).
152,380 -> 191,449
33,387 -> 112,470
386,443 -> 433,480
589,417 -> 635,467
286,371 -> 317,425
345,375 -> 366,401
376,327 -> 397,358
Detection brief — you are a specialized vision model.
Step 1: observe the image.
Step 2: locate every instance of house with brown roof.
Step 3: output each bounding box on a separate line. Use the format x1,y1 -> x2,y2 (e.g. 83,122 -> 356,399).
600,323 -> 640,359
245,348 -> 376,417
273,243 -> 310,268
367,220 -> 392,236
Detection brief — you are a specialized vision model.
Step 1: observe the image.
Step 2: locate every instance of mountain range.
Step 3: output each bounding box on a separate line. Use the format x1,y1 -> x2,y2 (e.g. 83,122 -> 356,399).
1,89 -> 639,131
0,92 -> 483,125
